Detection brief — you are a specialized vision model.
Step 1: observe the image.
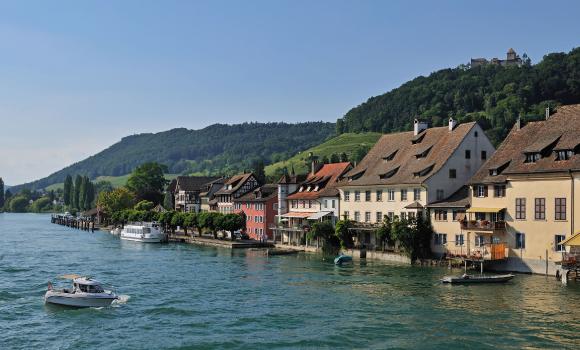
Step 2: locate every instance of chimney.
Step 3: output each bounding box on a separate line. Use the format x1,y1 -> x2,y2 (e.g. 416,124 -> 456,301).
448,117 -> 457,131
545,107 -> 550,120
515,116 -> 521,130
413,119 -> 428,136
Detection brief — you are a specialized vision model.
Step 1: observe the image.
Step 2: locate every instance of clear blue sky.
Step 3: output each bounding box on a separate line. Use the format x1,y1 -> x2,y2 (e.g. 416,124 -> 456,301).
1,0 -> 579,185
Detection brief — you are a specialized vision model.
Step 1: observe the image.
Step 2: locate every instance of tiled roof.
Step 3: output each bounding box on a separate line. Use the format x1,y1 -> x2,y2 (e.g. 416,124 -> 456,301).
470,104 -> 580,184
426,186 -> 470,208
215,173 -> 256,195
174,176 -> 222,192
341,122 -> 477,186
234,184 -> 278,202
287,162 -> 352,200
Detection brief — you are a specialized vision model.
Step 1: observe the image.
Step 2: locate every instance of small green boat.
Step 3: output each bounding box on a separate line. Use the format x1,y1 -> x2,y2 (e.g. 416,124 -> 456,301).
334,254 -> 353,265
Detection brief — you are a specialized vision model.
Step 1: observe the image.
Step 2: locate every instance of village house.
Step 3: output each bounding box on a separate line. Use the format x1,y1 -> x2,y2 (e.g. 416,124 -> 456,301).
233,184 -> 278,240
339,118 -> 495,250
272,161 -> 352,245
214,173 -> 260,214
467,105 -> 580,275
199,178 -> 225,212
169,176 -> 222,213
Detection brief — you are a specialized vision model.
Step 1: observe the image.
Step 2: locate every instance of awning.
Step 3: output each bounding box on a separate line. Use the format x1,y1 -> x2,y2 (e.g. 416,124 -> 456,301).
466,207 -> 505,213
279,212 -> 312,218
307,211 -> 333,220
562,232 -> 580,247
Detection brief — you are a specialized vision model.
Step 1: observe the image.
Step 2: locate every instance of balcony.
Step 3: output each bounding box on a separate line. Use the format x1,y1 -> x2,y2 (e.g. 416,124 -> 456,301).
446,242 -> 508,261
461,220 -> 506,232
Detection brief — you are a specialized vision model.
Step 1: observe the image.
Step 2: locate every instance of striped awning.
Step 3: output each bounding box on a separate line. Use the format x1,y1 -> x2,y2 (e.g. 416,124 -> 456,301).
279,212 -> 312,218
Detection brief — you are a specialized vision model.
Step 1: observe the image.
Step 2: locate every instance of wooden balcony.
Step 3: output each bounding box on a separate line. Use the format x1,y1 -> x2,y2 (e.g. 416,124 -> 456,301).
446,243 -> 508,261
460,220 -> 506,232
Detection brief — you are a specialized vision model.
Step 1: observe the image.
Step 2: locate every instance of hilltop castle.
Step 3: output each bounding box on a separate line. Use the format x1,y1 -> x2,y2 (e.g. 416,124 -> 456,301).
471,48 -> 522,67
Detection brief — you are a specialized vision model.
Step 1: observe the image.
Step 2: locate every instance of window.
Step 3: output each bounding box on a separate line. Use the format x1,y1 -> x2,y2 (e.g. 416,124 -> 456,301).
365,212 -> 371,223
516,233 -> 525,249
354,211 -> 360,222
365,191 -> 371,202
494,185 -> 506,198
555,235 -> 566,252
324,200 -> 328,209
387,212 -> 394,220
556,150 -> 573,161
331,200 -> 336,209
434,233 -> 447,245
434,210 -> 448,221
344,191 -> 350,201
534,198 -> 545,220
354,191 -> 361,202
449,169 -> 456,179
455,234 -> 464,246
475,212 -> 486,221
525,153 -> 541,163
465,150 -> 471,159
436,189 -> 444,201
413,188 -> 421,201
516,198 -> 526,220
400,189 -> 408,201
476,185 -> 488,198
376,190 -> 383,202
301,200 -> 305,208
555,198 -> 566,220
475,235 -> 485,247
308,200 -> 312,209
376,212 -> 383,223
452,210 -> 465,221
481,151 -> 487,160
388,189 -> 395,201
400,212 -> 407,220
343,211 -> 349,220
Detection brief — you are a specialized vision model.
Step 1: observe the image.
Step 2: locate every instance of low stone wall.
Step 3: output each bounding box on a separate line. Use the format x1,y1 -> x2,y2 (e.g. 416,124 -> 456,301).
485,257 -> 560,276
347,249 -> 412,264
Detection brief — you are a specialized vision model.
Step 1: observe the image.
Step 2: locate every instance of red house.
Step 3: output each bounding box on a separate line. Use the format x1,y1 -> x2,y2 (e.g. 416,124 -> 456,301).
233,184 -> 278,240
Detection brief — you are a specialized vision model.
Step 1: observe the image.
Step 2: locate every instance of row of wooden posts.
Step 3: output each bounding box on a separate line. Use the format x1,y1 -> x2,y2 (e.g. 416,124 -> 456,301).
51,214 -> 95,232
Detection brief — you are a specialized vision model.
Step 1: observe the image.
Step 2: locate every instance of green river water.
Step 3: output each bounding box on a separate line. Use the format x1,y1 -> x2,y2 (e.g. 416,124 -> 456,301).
0,213 -> 578,349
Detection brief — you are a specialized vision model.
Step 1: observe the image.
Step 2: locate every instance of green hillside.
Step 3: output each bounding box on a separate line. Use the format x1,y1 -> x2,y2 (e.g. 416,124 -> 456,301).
44,174 -> 180,191
13,122 -> 335,192
265,132 -> 381,177
337,47 -> 580,146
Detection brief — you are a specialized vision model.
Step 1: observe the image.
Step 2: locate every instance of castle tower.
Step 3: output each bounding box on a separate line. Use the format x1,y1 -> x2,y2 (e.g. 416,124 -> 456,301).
507,48 -> 516,61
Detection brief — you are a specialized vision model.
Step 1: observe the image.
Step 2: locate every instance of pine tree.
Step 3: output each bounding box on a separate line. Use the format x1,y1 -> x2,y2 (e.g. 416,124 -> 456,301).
73,175 -> 82,209
63,175 -> 73,206
0,177 -> 4,208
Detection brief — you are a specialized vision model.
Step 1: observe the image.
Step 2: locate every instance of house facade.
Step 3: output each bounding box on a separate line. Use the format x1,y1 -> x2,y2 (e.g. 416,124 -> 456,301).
467,105 -> 580,275
233,184 -> 278,240
214,173 -> 260,214
272,162 -> 352,245
339,118 -> 495,249
427,186 -> 470,257
199,178 -> 225,212
171,176 -> 222,213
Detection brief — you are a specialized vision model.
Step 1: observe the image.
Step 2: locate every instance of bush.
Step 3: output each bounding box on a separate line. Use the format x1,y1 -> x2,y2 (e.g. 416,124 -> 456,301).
134,200 -> 155,211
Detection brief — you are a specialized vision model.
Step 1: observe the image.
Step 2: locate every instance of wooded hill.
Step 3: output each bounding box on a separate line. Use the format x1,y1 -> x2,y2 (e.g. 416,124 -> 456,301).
14,122 -> 335,191
337,47 -> 580,145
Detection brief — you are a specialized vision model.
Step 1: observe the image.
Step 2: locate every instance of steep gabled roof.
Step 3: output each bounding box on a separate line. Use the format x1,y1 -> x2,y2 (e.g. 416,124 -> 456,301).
470,104 -> 580,184
287,162 -> 352,200
233,184 -> 278,202
174,176 -> 222,192
341,122 -> 477,186
426,186 -> 470,208
215,173 -> 257,195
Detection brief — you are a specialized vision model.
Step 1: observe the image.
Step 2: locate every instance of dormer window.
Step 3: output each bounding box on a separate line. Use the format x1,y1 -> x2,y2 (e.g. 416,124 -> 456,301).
383,150 -> 398,162
298,186 -> 304,192
524,153 -> 541,163
555,150 -> 573,161
415,146 -> 432,159
411,133 -> 426,144
314,185 -> 319,191
413,164 -> 434,177
379,166 -> 399,179
488,161 -> 510,176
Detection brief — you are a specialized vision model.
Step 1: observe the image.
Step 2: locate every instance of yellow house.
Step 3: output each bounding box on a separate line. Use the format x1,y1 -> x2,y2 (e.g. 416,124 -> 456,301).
339,118 -> 495,249
468,104 -> 580,275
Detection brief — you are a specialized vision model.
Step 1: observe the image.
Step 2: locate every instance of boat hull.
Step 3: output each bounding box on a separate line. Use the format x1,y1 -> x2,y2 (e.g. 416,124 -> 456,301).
441,274 -> 515,284
120,234 -> 165,243
44,291 -> 117,308
334,255 -> 353,265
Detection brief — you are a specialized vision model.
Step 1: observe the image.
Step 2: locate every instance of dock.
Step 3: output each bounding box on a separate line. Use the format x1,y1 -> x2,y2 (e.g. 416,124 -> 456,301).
168,234 -> 274,249
51,214 -> 97,232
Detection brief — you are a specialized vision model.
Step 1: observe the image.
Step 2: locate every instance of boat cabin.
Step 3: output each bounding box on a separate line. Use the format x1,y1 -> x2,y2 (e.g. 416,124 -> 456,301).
73,278 -> 105,294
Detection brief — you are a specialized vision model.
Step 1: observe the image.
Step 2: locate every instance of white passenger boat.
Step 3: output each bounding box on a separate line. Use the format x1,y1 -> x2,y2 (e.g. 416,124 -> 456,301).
44,274 -> 118,308
120,222 -> 166,243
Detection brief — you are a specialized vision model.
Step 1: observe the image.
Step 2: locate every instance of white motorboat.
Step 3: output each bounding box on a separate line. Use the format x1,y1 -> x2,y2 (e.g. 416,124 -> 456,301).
44,274 -> 118,308
120,222 -> 166,243
110,227 -> 121,236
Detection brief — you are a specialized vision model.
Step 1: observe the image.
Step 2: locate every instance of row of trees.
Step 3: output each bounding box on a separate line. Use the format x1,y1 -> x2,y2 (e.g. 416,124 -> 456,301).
308,215 -> 434,261
1,187 -> 61,213
63,175 -> 95,211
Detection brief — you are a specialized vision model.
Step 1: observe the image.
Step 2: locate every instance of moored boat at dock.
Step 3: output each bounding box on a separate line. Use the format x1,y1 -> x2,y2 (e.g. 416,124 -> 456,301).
441,273 -> 514,284
120,222 -> 166,243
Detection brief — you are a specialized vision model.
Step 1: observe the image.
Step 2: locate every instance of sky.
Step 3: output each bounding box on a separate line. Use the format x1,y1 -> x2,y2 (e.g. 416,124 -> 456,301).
1,0 -> 579,185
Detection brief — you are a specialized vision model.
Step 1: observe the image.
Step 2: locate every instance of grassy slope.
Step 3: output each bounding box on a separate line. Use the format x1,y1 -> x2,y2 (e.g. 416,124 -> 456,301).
44,174 -> 179,191
265,132 -> 382,176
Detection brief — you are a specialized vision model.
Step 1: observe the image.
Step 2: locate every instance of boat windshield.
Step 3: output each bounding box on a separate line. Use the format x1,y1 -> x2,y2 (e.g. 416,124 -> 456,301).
77,284 -> 104,293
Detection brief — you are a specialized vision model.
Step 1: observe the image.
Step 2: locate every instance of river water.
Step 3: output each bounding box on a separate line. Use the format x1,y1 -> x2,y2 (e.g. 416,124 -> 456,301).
1,213 -> 578,349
